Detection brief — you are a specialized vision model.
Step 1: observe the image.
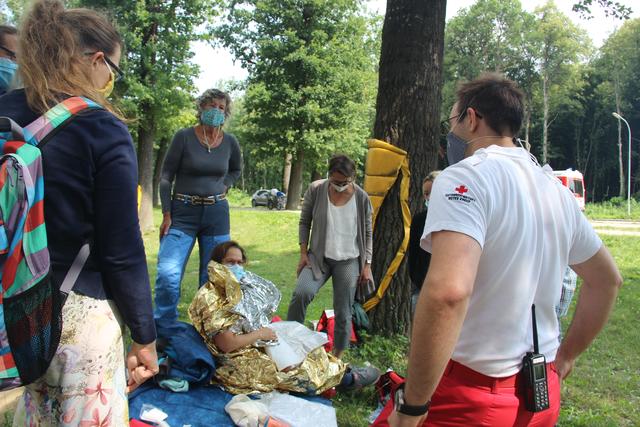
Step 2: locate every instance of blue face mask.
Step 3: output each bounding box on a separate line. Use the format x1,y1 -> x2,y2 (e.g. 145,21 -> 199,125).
201,108 -> 225,127
0,58 -> 18,92
226,263 -> 246,281
446,131 -> 469,166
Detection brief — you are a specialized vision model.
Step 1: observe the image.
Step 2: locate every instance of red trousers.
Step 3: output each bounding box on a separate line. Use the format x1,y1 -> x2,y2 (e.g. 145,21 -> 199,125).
372,360 -> 560,427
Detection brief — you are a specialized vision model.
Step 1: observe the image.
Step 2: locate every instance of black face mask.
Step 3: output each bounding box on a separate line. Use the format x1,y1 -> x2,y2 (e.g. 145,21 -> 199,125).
446,131 -> 468,166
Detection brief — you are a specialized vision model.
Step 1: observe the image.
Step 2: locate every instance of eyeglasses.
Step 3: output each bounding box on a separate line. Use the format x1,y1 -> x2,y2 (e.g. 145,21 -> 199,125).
440,113 -> 461,136
103,56 -> 125,82
0,45 -> 16,61
439,108 -> 484,135
84,52 -> 125,82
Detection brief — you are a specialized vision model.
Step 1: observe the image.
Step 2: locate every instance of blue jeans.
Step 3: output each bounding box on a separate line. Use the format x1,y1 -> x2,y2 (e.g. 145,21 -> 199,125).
154,199 -> 230,332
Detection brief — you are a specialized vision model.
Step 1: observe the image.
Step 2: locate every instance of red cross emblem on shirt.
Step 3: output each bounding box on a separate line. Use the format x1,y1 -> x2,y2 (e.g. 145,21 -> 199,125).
455,185 -> 468,194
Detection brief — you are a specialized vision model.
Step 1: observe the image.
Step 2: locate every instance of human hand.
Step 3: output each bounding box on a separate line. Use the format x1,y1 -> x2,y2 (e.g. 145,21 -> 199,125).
296,253 -> 310,276
258,327 -> 277,341
388,411 -> 426,427
359,263 -> 373,285
554,352 -> 575,382
159,214 -> 171,241
126,341 -> 159,393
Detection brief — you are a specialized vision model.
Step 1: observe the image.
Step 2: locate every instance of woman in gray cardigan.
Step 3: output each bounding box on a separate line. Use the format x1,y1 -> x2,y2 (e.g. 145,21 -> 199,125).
286,154 -> 373,358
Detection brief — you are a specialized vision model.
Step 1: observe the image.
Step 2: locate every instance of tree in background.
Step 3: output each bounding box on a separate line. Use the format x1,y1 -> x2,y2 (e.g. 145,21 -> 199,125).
368,0 -> 446,334
443,0 -> 540,142
216,0 -> 379,209
535,1 -> 591,164
596,18 -> 640,197
76,0 -> 214,230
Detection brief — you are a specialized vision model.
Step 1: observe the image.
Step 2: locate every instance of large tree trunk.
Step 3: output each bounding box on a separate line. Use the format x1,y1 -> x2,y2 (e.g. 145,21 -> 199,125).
369,0 -> 447,336
153,137 -> 170,208
542,74 -> 549,164
283,152 -> 292,192
138,101 -> 155,231
286,148 -> 304,210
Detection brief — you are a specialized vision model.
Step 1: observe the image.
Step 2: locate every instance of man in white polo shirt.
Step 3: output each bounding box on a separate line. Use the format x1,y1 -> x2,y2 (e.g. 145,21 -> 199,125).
378,74 -> 622,427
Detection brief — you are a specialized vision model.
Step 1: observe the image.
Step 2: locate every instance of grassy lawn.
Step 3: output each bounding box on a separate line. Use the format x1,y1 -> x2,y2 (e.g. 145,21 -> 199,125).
146,204 -> 639,426
585,199 -> 640,220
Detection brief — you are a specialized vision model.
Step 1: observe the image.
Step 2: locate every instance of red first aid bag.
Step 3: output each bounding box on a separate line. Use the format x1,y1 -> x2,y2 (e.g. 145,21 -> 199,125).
315,309 -> 357,352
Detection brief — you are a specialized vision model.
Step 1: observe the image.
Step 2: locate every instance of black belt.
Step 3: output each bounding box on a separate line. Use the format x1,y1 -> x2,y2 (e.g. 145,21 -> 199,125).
174,193 -> 226,205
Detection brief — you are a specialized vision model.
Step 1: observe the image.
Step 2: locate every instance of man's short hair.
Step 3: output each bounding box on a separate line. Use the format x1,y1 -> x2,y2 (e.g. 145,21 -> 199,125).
456,73 -> 525,137
0,25 -> 17,47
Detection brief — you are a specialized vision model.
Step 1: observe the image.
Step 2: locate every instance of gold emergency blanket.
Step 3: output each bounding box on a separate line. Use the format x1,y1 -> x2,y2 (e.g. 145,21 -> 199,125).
189,262 -> 347,395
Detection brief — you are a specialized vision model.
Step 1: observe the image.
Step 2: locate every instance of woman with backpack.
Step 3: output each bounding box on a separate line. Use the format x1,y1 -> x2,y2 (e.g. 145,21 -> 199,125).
0,0 -> 158,424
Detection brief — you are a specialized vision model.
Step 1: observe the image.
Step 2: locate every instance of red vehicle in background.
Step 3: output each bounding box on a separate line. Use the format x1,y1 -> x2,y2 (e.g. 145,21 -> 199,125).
553,169 -> 586,211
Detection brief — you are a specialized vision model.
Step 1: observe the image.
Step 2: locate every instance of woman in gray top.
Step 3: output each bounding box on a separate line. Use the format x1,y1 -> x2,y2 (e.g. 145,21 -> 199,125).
286,154 -> 373,358
154,88 -> 242,334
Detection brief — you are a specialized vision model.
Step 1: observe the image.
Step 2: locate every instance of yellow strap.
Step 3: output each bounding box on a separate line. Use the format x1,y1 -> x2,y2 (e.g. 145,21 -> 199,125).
362,139 -> 412,311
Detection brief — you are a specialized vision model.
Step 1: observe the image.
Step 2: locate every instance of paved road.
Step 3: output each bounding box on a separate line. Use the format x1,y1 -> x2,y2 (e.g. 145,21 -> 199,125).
590,220 -> 640,236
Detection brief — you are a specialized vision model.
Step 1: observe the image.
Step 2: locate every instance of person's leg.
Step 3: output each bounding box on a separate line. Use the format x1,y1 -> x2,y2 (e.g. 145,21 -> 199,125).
154,202 -> 199,331
198,199 -> 231,287
286,266 -> 329,324
329,257 -> 359,358
15,292 -> 128,426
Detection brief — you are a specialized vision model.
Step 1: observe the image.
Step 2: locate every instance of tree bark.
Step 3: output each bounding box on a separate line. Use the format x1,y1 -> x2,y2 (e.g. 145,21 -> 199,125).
286,148 -> 304,210
283,152 -> 292,192
153,137 -> 170,208
138,100 -> 156,231
369,0 -> 447,336
615,82 -> 625,198
542,74 -> 549,164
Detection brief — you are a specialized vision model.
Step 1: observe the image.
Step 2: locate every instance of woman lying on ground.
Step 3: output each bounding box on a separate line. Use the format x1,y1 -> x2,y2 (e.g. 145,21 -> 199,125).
189,241 -> 380,396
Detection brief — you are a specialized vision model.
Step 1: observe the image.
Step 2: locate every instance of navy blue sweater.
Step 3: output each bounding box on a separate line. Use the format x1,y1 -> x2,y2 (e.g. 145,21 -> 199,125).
0,90 -> 156,344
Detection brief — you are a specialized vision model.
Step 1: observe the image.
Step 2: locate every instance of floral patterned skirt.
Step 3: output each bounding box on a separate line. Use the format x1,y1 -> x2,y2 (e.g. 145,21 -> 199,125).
13,291 -> 129,426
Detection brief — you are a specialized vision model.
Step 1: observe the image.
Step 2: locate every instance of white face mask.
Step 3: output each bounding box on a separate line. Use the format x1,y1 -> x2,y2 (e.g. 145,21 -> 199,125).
424,199 -> 429,208
331,182 -> 350,193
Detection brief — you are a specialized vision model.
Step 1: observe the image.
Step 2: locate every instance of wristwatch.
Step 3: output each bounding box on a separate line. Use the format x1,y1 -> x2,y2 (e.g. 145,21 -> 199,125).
394,384 -> 430,416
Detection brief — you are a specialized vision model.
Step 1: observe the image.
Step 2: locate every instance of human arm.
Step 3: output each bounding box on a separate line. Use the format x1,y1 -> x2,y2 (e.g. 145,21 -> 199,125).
222,134 -> 242,191
358,194 -> 374,284
213,327 -> 278,354
389,230 -> 481,427
555,245 -> 622,380
92,114 -> 157,347
158,130 -> 185,238
297,184 -> 315,275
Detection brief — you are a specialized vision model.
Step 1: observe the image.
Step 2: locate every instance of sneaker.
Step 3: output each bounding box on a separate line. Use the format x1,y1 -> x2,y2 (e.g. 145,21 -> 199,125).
341,365 -> 381,391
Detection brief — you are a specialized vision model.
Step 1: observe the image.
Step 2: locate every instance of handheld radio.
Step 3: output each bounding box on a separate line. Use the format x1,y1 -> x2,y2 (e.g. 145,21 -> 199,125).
522,304 -> 550,412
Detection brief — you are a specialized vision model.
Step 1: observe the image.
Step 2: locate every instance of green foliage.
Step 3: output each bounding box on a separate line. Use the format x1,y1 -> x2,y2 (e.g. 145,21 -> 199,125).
572,0 -> 633,20
76,0 -> 212,137
216,0 -> 380,194
443,0 -> 540,109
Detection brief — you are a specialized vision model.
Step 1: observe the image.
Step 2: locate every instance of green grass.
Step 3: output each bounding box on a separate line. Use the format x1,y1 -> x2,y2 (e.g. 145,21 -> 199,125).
150,206 -> 639,426
585,198 -> 640,220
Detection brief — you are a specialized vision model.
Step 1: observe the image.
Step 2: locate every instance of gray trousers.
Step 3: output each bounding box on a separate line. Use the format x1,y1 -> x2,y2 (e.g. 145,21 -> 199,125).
287,257 -> 359,352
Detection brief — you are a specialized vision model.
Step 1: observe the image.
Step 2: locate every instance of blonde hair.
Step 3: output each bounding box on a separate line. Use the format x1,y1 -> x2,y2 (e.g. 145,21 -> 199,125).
423,170 -> 441,185
19,0 -> 122,116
